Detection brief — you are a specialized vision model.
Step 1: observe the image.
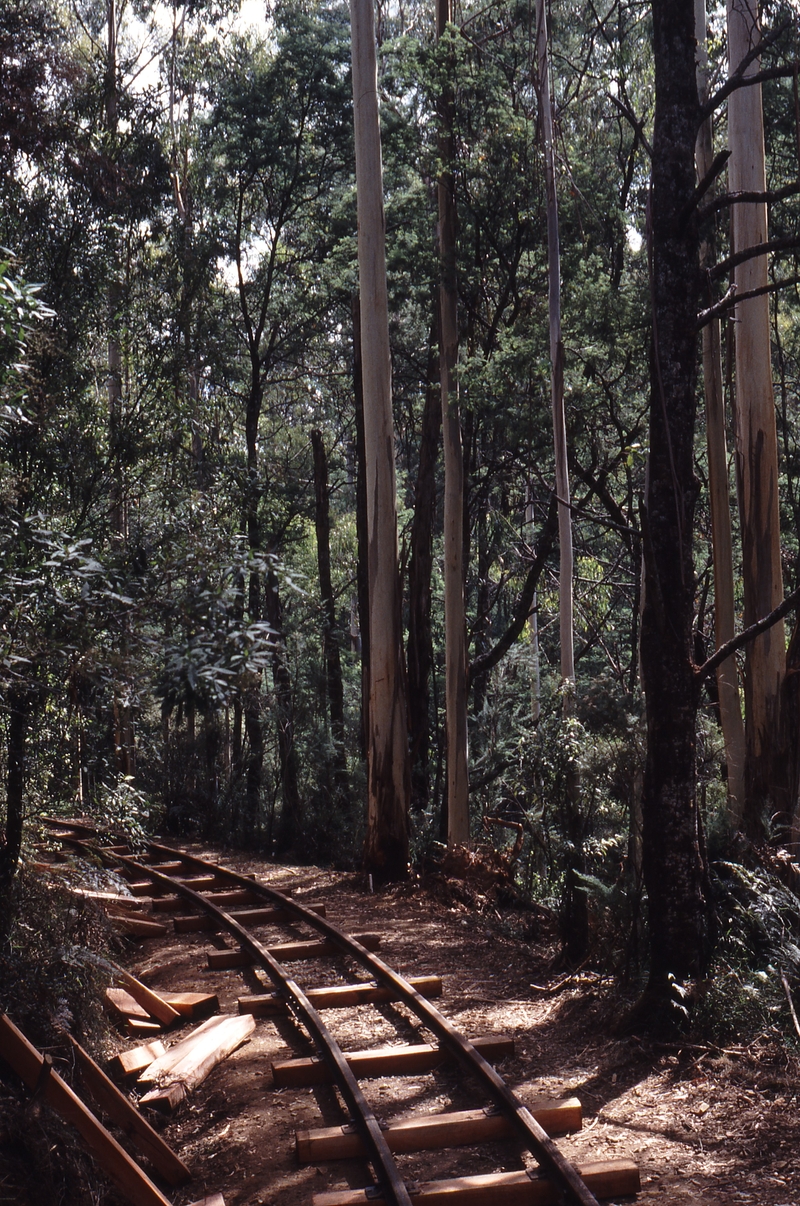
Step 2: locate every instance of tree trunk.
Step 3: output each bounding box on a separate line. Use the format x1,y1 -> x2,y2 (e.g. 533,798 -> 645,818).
352,293 -> 370,761
350,0 -> 410,881
437,0 -> 469,847
265,571 -> 301,855
406,331 -> 440,812
0,685 -> 28,885
695,0 -> 746,825
311,429 -> 352,818
728,0 -> 786,838
637,0 -> 709,1026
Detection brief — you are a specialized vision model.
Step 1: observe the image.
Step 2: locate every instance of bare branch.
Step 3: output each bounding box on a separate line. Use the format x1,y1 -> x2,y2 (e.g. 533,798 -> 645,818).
695,585 -> 800,683
701,17 -> 793,119
709,235 -> 800,281
698,181 -> 800,222
609,93 -> 653,159
697,276 -> 800,329
679,150 -> 731,223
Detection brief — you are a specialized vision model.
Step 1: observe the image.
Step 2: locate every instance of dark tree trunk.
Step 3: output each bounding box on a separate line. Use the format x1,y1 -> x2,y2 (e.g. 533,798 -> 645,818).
311,429 -> 351,817
637,0 -> 710,1025
266,571 -> 301,855
352,293 -> 370,760
0,684 -> 28,885
406,331 -> 440,812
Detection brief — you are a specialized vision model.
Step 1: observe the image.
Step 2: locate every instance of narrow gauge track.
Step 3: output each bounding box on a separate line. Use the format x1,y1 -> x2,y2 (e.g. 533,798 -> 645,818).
52,827 -> 641,1206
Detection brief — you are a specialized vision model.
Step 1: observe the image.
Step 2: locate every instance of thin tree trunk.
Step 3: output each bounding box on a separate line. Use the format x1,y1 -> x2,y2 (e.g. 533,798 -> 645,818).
352,293 -> 370,761
536,0 -> 585,961
0,685 -> 28,885
728,0 -> 786,838
265,572 -> 301,855
437,0 -> 469,847
406,330 -> 440,812
350,0 -> 410,881
695,0 -> 746,825
311,429 -> 352,817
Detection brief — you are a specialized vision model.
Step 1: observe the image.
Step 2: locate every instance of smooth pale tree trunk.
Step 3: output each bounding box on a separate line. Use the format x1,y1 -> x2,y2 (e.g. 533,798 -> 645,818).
526,494 -> 541,723
536,0 -> 586,961
437,0 -> 469,847
352,294 -> 370,759
350,0 -> 410,881
695,0 -> 746,825
728,0 -> 785,837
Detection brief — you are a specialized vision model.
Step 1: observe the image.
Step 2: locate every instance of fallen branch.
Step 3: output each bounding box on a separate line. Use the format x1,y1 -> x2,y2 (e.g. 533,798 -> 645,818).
780,970 -> 800,1040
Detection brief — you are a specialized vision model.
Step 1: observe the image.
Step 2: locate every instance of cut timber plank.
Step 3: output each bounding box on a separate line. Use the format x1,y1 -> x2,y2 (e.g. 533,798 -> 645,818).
162,991 -> 219,1019
71,889 -> 153,911
0,1014 -> 172,1206
69,1037 -> 191,1186
273,1035 -> 514,1088
109,914 -> 170,939
113,1040 -> 167,1078
128,1020 -> 163,1036
114,969 -> 181,1027
312,1160 -> 640,1206
152,888 -> 261,913
138,1014 -> 256,1112
188,1196 -> 226,1206
174,903 -> 327,933
106,987 -> 152,1023
240,975 -> 442,1018
296,1099 -> 582,1161
207,933 -> 381,970
137,1016 -> 232,1082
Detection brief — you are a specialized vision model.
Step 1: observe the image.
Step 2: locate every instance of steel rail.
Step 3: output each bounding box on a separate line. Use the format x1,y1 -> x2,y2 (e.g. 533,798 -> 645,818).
135,842 -> 600,1206
110,849 -> 414,1206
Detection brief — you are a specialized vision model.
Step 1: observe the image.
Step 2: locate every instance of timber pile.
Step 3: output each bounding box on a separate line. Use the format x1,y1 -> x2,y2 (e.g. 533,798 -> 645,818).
130,1013 -> 257,1111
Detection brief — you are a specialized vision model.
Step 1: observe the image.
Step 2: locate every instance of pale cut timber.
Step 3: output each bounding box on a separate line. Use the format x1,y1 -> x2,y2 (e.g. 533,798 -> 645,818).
239,975 -> 442,1017
113,1039 -> 167,1077
0,1014 -> 172,1206
114,968 -> 180,1026
138,1015 -> 238,1082
109,914 -> 170,939
273,1035 -> 514,1088
312,1160 -> 639,1206
188,1196 -> 225,1206
71,888 -> 153,910
174,903 -> 325,933
69,1036 -> 191,1186
128,1020 -> 163,1036
207,933 -> 381,970
106,987 -> 152,1023
162,991 -> 219,1019
137,1014 -> 256,1111
296,1099 -> 581,1161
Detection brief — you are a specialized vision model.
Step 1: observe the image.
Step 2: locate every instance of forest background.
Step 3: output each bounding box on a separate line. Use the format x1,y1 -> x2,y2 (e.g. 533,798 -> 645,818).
2,0 -> 800,1036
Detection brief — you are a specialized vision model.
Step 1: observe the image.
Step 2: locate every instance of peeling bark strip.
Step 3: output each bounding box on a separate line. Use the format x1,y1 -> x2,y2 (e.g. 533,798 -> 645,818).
639,0 -> 709,1013
350,0 -> 410,880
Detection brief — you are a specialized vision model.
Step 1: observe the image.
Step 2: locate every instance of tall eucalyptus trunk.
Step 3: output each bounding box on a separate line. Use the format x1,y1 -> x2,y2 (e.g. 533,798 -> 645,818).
350,0 -> 410,881
437,0 -> 469,847
695,0 -> 746,824
728,0 -> 786,838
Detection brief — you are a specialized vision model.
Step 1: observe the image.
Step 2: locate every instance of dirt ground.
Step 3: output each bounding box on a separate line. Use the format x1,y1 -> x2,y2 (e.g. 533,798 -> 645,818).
67,848 -> 800,1205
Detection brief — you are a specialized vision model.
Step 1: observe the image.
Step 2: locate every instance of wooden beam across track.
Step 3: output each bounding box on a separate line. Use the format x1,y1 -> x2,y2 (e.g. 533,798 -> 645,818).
273,1035 -> 515,1087
140,841 -> 603,1206
0,1014 -> 173,1206
312,1160 -> 640,1206
296,1099 -> 582,1161
239,974 -> 442,1017
174,903 -> 326,933
206,933 -> 382,970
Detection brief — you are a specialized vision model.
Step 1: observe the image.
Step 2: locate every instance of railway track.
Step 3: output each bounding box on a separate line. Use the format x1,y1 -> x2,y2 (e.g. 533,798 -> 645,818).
38,820 -> 641,1206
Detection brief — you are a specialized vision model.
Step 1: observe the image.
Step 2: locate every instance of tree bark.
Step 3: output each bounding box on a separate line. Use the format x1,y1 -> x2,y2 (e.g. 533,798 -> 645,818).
695,0 -> 746,825
0,684 -> 28,885
406,331 -> 440,812
637,0 -> 710,1024
437,0 -> 469,847
728,0 -> 786,838
265,571 -> 301,855
350,0 -> 410,881
311,429 -> 352,818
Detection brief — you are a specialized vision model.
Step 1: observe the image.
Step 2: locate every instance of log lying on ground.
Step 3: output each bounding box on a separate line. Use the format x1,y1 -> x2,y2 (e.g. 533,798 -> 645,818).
0,1014 -> 172,1206
68,1036 -> 191,1186
137,1013 -> 256,1111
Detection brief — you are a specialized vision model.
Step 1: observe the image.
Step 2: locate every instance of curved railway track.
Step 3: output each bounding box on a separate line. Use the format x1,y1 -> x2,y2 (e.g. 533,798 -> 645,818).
43,822 -> 641,1206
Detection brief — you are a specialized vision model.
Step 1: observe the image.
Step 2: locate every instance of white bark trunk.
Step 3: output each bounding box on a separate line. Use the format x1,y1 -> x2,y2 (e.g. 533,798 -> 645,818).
728,0 -> 785,829
695,0 -> 746,824
350,0 -> 410,878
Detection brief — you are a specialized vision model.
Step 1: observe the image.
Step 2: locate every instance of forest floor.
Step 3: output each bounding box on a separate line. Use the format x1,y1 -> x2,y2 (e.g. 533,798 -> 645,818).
103,844 -> 800,1206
